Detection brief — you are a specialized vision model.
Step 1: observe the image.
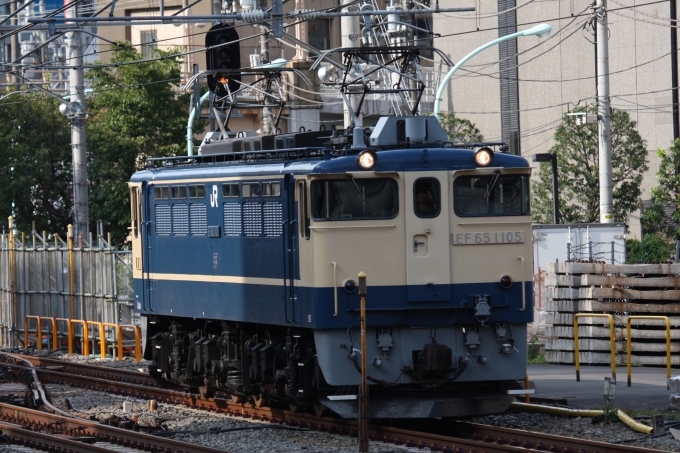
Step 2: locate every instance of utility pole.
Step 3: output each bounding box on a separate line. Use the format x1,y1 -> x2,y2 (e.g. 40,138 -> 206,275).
10,0 -> 19,88
66,1 -> 89,238
260,9 -> 274,135
672,0 -> 679,140
596,0 -> 613,223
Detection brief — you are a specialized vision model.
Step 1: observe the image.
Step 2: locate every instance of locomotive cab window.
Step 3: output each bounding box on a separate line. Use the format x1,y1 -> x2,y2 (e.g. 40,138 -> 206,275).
189,185 -> 205,199
263,182 -> 281,197
171,186 -> 187,199
153,186 -> 169,200
223,183 -> 240,197
454,174 -> 530,217
311,177 -> 398,220
414,178 -> 440,218
243,182 -> 260,198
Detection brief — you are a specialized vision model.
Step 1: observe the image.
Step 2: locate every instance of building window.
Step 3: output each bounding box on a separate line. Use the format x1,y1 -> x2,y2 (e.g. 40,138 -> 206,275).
308,19 -> 330,51
141,30 -> 157,58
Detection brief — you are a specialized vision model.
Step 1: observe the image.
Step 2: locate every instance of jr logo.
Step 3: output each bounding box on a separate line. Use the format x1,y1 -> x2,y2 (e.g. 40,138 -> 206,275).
210,185 -> 218,208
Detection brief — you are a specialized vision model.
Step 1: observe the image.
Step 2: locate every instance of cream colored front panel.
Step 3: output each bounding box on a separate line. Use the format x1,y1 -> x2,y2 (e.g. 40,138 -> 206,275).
450,169 -> 533,286
404,171 -> 451,288
308,174 -> 406,289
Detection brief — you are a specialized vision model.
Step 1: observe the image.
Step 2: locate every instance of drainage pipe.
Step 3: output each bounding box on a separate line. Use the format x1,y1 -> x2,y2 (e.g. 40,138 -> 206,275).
187,91 -> 211,155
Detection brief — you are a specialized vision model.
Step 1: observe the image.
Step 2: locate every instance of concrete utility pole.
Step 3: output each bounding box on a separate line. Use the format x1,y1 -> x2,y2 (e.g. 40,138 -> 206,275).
10,0 -> 19,88
260,16 -> 275,135
596,0 -> 614,223
341,0 -> 361,128
66,1 -> 89,238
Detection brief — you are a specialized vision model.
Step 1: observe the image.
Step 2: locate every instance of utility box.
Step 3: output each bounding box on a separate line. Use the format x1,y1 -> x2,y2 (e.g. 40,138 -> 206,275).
533,223 -> 627,275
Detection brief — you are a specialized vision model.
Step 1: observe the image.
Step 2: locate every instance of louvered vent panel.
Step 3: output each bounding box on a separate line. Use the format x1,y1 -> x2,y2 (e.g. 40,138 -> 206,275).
172,204 -> 189,236
223,203 -> 242,237
190,204 -> 207,236
263,202 -> 283,237
155,205 -> 171,236
243,202 -> 263,237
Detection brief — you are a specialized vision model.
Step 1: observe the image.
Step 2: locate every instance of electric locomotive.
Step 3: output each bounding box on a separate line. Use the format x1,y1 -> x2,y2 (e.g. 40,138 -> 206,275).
129,114 -> 534,419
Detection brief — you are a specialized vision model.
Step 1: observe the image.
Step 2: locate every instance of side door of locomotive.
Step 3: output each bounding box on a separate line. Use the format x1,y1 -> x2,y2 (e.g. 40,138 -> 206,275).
449,168 -> 533,309
404,171 -> 452,302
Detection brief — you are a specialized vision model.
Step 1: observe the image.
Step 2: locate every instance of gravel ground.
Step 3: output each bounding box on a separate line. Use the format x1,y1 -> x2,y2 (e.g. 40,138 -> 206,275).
33,350 -> 151,372
32,353 -> 680,453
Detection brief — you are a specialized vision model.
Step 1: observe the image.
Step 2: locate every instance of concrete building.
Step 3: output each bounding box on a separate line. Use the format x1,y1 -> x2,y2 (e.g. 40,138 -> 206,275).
433,0 -> 679,238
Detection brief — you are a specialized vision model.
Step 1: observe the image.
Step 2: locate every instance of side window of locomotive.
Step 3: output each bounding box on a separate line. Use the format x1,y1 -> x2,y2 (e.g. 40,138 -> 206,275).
262,182 -> 281,197
243,182 -> 260,198
299,181 -> 310,239
222,183 -> 240,197
414,178 -> 440,218
454,174 -> 530,217
310,178 -> 398,220
171,186 -> 187,199
189,185 -> 205,199
153,186 -> 169,200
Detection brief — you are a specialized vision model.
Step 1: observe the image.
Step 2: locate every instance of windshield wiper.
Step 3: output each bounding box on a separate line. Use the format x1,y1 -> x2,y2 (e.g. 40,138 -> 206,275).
346,174 -> 365,201
483,170 -> 501,198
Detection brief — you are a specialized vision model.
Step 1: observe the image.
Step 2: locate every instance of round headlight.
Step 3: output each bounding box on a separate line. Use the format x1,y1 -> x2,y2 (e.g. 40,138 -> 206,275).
357,150 -> 376,170
474,147 -> 494,166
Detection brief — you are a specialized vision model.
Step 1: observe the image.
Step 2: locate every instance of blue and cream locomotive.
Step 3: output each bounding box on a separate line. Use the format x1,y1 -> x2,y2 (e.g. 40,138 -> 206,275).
129,114 -> 534,418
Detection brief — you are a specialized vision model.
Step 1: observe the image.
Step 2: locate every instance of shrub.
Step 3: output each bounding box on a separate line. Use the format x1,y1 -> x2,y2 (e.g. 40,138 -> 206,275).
626,234 -> 670,263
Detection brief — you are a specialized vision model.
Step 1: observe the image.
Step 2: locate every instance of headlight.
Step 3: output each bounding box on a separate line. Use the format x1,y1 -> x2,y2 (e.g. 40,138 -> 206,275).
357,150 -> 376,170
474,147 -> 494,166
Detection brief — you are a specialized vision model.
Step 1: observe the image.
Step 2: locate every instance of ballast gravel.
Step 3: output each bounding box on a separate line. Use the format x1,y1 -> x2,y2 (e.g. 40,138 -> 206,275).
34,353 -> 680,453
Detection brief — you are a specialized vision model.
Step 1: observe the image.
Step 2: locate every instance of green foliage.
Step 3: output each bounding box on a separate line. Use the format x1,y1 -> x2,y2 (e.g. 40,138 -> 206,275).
532,105 -> 649,224
626,234 -> 670,263
437,113 -> 484,144
0,93 -> 73,235
527,335 -> 547,364
640,139 -> 680,240
87,43 -> 205,245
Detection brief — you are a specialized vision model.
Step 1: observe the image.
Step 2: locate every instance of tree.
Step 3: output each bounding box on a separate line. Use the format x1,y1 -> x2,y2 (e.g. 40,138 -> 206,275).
532,105 -> 648,224
437,113 -> 484,144
0,93 -> 73,235
87,44 -> 204,245
640,139 -> 680,240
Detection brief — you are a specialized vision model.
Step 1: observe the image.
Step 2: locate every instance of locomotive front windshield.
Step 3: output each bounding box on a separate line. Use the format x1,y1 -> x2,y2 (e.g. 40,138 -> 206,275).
454,174 -> 530,217
311,177 -> 398,220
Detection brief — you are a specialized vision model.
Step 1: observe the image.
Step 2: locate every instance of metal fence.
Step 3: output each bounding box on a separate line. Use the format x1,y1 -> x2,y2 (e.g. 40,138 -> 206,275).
0,224 -> 135,349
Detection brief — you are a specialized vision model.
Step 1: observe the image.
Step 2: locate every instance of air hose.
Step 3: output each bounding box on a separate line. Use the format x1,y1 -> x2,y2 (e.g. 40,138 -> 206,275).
510,402 -> 653,434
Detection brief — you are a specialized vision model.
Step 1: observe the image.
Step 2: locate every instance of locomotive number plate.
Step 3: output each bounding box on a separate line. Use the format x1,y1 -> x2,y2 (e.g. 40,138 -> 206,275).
452,231 -> 525,245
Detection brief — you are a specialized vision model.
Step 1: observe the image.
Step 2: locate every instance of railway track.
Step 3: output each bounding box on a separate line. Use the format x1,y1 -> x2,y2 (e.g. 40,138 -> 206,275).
0,352 -> 665,453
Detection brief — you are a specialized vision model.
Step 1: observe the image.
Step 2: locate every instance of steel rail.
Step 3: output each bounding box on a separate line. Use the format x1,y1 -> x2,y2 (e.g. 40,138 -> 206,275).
0,420 -> 122,453
5,354 -> 156,386
3,353 -> 662,453
0,402 -> 231,453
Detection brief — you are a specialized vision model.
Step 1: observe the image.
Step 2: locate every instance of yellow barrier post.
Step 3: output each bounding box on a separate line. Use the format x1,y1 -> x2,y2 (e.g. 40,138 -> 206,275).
56,318 -> 72,354
38,317 -> 58,351
86,321 -> 105,359
69,319 -> 89,356
119,325 -> 142,362
102,323 -> 120,360
574,313 -> 616,382
24,315 -> 41,349
626,315 -> 671,388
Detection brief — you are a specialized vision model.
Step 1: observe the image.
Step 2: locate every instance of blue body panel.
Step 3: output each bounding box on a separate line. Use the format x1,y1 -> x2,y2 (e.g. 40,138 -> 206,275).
135,277 -> 533,328
133,147 -> 532,328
